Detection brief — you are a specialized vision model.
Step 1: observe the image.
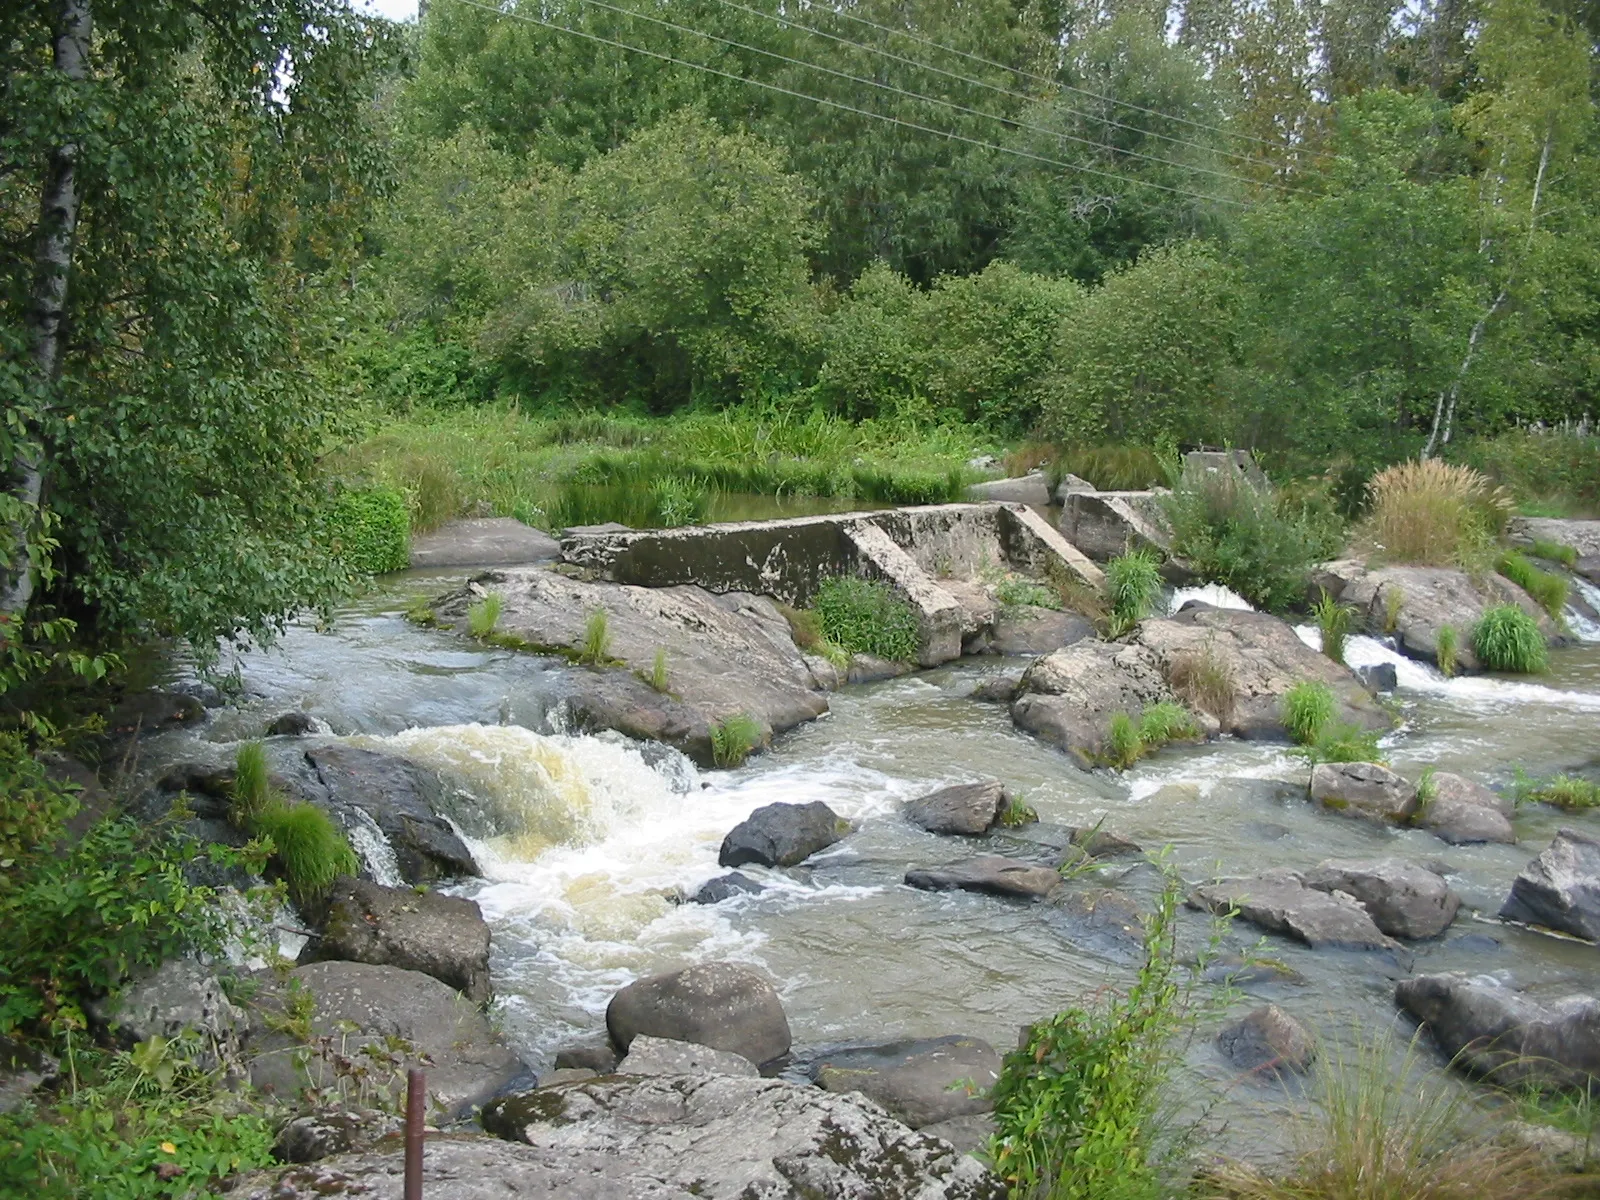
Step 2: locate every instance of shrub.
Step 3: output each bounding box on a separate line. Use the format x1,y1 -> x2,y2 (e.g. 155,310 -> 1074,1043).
1168,641 -> 1237,723
251,803 -> 361,910
1163,473 -> 1343,613
330,486 -> 411,574
1363,459 -> 1510,567
1529,538 -> 1578,568
1282,681 -> 1336,745
710,713 -> 764,767
815,576 -> 921,663
1312,593 -> 1357,665
467,592 -> 503,639
1436,624 -> 1458,677
777,603 -> 850,669
1473,605 -> 1547,673
1463,427 -> 1600,514
0,732 -> 80,865
1105,549 -> 1162,632
1496,551 -> 1568,620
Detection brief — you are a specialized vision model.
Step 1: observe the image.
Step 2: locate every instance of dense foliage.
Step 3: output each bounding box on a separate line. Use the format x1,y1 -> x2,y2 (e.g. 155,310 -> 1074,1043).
815,576 -> 922,663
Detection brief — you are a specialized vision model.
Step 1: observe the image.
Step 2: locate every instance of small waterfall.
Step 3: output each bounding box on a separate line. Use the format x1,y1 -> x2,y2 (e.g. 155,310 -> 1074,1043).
1568,576 -> 1600,643
344,807 -> 404,887
1169,583 -> 1254,614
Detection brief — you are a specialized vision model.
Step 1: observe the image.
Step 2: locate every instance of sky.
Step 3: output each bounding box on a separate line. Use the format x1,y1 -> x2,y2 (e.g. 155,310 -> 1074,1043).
357,0 -> 419,21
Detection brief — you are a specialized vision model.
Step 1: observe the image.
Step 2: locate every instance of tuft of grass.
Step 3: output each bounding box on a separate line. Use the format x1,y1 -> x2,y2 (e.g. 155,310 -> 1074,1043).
1312,593 -> 1357,666
1168,640 -> 1237,724
644,646 -> 670,693
648,475 -> 708,527
1102,703 -> 1200,769
1206,1033 -> 1555,1200
1282,680 -> 1336,746
467,591 -> 503,639
404,594 -> 437,626
1364,459 -> 1512,567
578,608 -> 613,665
1473,604 -> 1547,673
995,573 -> 1062,611
230,742 -> 274,828
251,802 -> 361,910
1382,585 -> 1405,635
1436,624 -> 1458,678
1528,538 -> 1578,569
709,713 -> 764,767
1512,769 -> 1600,811
1296,723 -> 1386,767
1105,549 -> 1162,635
815,576 -> 922,663
1104,711 -> 1144,770
998,795 -> 1039,827
1496,550 -> 1568,620
1415,766 -> 1439,811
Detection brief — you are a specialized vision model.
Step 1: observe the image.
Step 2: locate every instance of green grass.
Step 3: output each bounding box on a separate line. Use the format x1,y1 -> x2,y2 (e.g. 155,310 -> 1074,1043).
1101,702 -> 1200,769
251,802 -> 361,909
995,574 -> 1062,611
1496,551 -> 1568,620
404,594 -> 437,626
328,485 -> 410,574
815,576 -> 921,662
648,475 -> 708,527
1105,711 -> 1143,769
1053,443 -> 1167,491
1436,624 -> 1458,677
1312,593 -> 1356,666
1529,538 -> 1578,568
1511,768 -> 1600,811
230,742 -> 274,827
467,591 -> 503,639
1167,641 -> 1236,723
1282,680 -> 1336,745
1382,585 -> 1405,634
578,608 -> 612,665
709,713 -> 764,767
1473,604 -> 1547,673
777,603 -> 851,669
998,796 -> 1039,827
1296,723 -> 1386,766
644,647 -> 670,693
1105,549 -> 1161,635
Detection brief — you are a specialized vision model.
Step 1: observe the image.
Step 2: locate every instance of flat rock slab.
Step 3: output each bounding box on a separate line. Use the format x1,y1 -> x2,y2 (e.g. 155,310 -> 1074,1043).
619,1035 -> 758,1078
1303,858 -> 1459,939
906,855 -> 1061,899
410,518 -> 559,568
1188,868 -> 1399,950
812,1035 -> 1000,1128
479,1074 -> 1006,1199
1498,828 -> 1600,940
905,781 -> 1006,836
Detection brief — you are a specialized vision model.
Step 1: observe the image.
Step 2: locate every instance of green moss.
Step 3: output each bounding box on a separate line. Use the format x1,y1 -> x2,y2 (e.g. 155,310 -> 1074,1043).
330,485 -> 410,574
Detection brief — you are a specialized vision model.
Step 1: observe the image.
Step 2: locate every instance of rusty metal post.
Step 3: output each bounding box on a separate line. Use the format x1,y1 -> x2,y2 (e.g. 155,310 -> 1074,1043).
404,1068 -> 425,1200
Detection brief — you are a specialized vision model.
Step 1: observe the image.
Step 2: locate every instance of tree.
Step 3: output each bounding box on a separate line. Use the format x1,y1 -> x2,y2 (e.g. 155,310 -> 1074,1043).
0,1 -> 398,696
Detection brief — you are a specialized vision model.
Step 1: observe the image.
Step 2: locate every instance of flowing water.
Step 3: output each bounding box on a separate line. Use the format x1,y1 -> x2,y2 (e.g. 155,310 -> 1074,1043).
146,571 -> 1600,1163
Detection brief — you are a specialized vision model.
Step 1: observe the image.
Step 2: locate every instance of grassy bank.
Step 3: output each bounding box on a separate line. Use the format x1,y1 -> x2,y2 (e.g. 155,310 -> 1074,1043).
336,404 -> 993,534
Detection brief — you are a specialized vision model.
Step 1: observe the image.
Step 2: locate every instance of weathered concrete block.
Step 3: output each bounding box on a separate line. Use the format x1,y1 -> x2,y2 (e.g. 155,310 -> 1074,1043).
1059,492 -> 1172,561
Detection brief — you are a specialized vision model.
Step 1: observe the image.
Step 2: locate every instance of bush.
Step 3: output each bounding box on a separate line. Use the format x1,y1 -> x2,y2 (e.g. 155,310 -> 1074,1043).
710,713 -> 764,767
0,732 -> 80,864
329,486 -> 411,575
649,476 -> 708,527
1312,594 -> 1357,665
1163,473 -> 1343,613
1363,460 -> 1509,567
1473,605 -> 1547,673
1496,551 -> 1568,620
1282,681 -> 1336,745
815,576 -> 922,662
777,603 -> 850,669
1462,428 -> 1600,515
1105,549 -> 1162,633
251,803 -> 361,910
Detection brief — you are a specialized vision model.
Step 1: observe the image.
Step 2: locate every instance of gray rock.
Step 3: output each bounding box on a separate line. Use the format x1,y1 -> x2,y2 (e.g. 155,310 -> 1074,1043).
1009,639 -> 1178,766
273,1106 -> 401,1164
1503,1120 -> 1596,1173
905,855 -> 1062,899
719,800 -> 850,868
103,688 -> 205,740
969,670 -> 1025,704
0,1035 -> 59,1114
1067,825 -> 1143,858
1498,828 -> 1600,940
267,711 -> 322,737
554,1040 -> 619,1074
92,960 -> 245,1065
920,1113 -> 997,1156
691,872 -> 765,904
1188,868 -> 1399,950
477,1074 -> 1008,1198
410,517 -> 559,569
987,608 -> 1096,657
905,781 -> 1007,836
305,744 -> 478,884
606,962 -> 792,1066
1048,888 -> 1146,957
1357,663 -> 1398,693
847,654 -> 915,684
244,961 -> 524,1118
1395,973 -> 1600,1091
1418,772 -> 1516,845
300,877 -> 492,1004
618,1035 -> 759,1078
1506,516 -> 1600,560
1309,762 -> 1418,824
811,1035 -> 1000,1129
968,473 -> 1052,506
1303,858 -> 1460,939
542,1067 -> 599,1086
1059,491 -> 1173,561
1217,1005 -> 1316,1074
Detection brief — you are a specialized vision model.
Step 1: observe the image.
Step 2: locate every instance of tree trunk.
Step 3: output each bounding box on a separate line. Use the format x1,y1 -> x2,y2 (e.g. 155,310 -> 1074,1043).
0,0 -> 92,642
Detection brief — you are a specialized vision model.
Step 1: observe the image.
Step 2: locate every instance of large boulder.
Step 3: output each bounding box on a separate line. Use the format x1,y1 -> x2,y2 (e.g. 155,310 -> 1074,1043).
244,961 -> 524,1118
618,1035 -> 759,1078
719,801 -> 851,868
986,608 -> 1096,657
1188,868 -> 1398,950
606,962 -> 792,1066
905,781 -> 1007,836
1302,858 -> 1460,939
1009,639 -> 1178,766
1506,517 -> 1600,560
811,1036 -> 1000,1129
476,1074 -> 1007,1199
1417,772 -> 1516,845
1498,828 -> 1600,940
1059,491 -> 1173,561
304,745 -> 478,884
905,855 -> 1062,900
91,959 -> 245,1067
300,877 -> 492,1004
1217,1005 -> 1316,1075
431,569 -> 830,766
1,1035 -> 59,1115
1309,762 -> 1418,824
1396,973 -> 1600,1091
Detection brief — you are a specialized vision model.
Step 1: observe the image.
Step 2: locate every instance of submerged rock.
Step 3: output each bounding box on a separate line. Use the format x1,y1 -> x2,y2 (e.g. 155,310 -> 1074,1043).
1188,868 -> 1398,950
1418,772 -> 1516,845
1395,973 -> 1600,1091
1217,1004 -> 1316,1075
1302,858 -> 1460,939
1498,828 -> 1600,940
300,877 -> 492,1004
1309,762 -> 1418,824
618,1035 -> 759,1078
811,1035 -> 1000,1129
905,855 -> 1062,899
691,871 -> 765,904
606,962 -> 792,1066
905,780 -> 1007,836
719,800 -> 851,868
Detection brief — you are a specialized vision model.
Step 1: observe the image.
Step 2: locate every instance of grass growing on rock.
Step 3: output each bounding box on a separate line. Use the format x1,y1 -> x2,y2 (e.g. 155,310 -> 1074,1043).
1496,551 -> 1568,620
1528,538 -> 1578,569
644,647 -> 671,693
467,592 -> 503,639
995,574 -> 1062,611
1282,681 -> 1336,745
1436,624 -> 1459,677
1473,605 -> 1547,673
1101,703 -> 1201,769
1105,549 -> 1161,636
815,576 -> 921,663
229,742 -> 359,908
777,603 -> 851,669
1512,768 -> 1600,811
578,608 -> 613,665
709,713 -> 764,767
1168,640 -> 1236,724
1312,594 -> 1356,666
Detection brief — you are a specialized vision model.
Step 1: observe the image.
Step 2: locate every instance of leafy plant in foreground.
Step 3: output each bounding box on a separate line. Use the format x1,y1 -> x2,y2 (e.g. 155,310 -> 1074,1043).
1473,605 -> 1547,673
710,713 -> 764,767
1496,550 -> 1568,620
815,576 -> 921,663
0,731 -> 79,865
1105,549 -> 1161,635
1282,681 -> 1336,745
1312,594 -> 1356,665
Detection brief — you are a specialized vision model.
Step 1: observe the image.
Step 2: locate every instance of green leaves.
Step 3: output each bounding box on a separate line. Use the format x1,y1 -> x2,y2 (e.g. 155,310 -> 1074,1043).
814,576 -> 922,664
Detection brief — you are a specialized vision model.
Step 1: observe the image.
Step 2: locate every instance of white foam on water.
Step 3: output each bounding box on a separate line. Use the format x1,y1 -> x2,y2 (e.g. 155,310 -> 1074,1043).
343,807 -> 404,888
1169,584 -> 1254,614
1568,576 -> 1600,643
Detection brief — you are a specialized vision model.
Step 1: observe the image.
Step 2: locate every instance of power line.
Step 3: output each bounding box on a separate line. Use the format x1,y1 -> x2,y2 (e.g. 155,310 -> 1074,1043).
704,0 -> 1323,185
441,0 -> 1250,207
519,0 -> 1288,196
